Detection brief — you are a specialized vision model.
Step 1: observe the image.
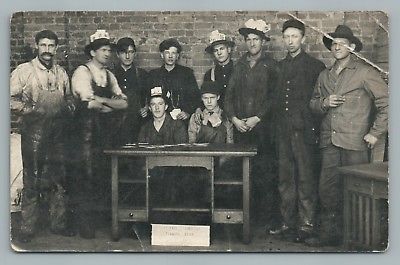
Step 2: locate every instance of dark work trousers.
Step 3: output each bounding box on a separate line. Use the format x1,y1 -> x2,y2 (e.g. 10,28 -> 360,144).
277,130 -> 317,231
20,115 -> 68,236
233,124 -> 279,226
318,143 -> 369,241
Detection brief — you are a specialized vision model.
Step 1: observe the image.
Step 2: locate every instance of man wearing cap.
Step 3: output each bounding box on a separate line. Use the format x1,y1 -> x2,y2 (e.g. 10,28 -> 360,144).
188,81 -> 233,144
71,30 -> 128,238
10,29 -> 76,243
138,86 -> 188,144
148,38 -> 201,122
269,19 -> 326,242
114,37 -> 149,144
224,19 -> 279,225
203,30 -> 235,108
308,25 -> 388,246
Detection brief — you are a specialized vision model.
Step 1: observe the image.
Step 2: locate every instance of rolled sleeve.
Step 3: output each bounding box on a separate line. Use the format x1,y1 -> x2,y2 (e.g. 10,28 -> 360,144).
71,66 -> 94,101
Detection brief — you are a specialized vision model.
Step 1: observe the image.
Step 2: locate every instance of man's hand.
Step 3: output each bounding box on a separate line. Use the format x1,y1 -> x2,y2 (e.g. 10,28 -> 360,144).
177,111 -> 190,120
324,95 -> 345,108
193,108 -> 203,124
364,133 -> 378,149
88,100 -> 105,110
139,106 -> 148,118
244,116 -> 261,130
232,117 -> 249,133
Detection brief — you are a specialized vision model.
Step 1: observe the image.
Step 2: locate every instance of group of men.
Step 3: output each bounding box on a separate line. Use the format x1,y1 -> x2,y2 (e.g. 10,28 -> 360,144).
10,16 -> 388,247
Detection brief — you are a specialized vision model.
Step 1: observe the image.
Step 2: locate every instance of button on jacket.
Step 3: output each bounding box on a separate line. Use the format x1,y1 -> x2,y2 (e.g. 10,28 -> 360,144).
274,50 -> 326,144
148,64 -> 201,115
310,55 -> 388,151
203,60 -> 234,108
224,52 -> 278,122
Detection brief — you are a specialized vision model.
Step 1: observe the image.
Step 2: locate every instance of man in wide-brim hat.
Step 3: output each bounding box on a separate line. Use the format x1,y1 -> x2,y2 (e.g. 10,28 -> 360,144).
308,25 -> 388,246
224,18 -> 280,227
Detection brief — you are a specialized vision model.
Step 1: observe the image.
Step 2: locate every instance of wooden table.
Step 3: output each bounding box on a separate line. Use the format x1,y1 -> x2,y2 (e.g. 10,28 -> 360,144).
104,143 -> 257,244
339,162 -> 388,250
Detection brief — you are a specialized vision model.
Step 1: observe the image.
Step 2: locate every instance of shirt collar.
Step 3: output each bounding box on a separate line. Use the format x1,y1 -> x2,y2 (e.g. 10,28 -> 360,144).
32,57 -> 55,71
285,49 -> 305,62
328,54 -> 358,70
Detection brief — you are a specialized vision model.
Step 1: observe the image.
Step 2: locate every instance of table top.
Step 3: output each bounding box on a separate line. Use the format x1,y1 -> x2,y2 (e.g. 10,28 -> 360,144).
104,143 -> 258,157
338,162 -> 388,181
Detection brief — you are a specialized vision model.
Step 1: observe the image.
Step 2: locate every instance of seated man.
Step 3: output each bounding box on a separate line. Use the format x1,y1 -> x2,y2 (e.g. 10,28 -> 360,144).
188,81 -> 233,144
138,86 -> 187,144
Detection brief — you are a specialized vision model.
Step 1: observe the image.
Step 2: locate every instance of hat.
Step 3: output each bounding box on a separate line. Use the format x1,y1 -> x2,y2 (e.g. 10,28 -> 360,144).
205,30 -> 235,54
282,19 -> 305,34
323,25 -> 363,52
239,19 -> 271,41
148,86 -> 171,103
116,37 -> 136,52
201,81 -> 221,95
84,30 -> 116,56
159,38 -> 182,53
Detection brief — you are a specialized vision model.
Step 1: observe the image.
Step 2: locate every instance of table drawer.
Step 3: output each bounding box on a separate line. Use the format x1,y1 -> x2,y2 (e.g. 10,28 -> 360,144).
118,208 -> 147,222
374,181 -> 388,199
346,176 -> 372,194
213,209 -> 243,224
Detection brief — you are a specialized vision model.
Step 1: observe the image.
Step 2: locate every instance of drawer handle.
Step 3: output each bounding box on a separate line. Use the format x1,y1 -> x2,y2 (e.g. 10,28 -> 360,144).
353,183 -> 360,187
129,212 -> 134,217
226,215 -> 231,220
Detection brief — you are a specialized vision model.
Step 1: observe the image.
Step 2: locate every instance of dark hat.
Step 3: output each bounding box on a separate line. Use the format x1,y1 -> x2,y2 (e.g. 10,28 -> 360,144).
116,37 -> 136,52
159,38 -> 182,53
84,30 -> 116,57
239,19 -> 271,41
201,81 -> 221,95
323,25 -> 363,52
205,30 -> 235,54
282,19 -> 305,34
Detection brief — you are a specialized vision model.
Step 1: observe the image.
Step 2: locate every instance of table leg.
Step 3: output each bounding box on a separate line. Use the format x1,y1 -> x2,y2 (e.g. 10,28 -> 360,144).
111,155 -> 119,241
243,157 -> 250,244
343,181 -> 350,249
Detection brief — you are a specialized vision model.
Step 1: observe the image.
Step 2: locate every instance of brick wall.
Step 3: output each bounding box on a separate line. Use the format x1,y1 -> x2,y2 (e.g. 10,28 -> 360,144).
10,11 -> 389,82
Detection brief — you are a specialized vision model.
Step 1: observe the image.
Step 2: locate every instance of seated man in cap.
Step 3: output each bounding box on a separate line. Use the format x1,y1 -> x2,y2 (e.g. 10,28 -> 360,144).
224,19 -> 280,226
308,25 -> 388,246
138,86 -> 187,144
114,37 -> 149,144
269,19 -> 325,242
188,81 -> 233,144
203,30 -> 235,108
71,30 -> 128,239
138,87 -> 190,223
147,38 -> 201,123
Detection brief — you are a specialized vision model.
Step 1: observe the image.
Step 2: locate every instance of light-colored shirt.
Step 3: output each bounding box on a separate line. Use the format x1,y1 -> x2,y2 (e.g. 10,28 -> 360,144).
188,106 -> 234,144
10,57 -> 70,112
71,61 -> 124,101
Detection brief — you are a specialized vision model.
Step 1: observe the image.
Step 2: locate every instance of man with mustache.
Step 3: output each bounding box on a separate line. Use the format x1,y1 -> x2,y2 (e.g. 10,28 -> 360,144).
308,25 -> 388,246
224,19 -> 280,226
71,30 -> 128,239
147,38 -> 201,123
10,29 -> 76,243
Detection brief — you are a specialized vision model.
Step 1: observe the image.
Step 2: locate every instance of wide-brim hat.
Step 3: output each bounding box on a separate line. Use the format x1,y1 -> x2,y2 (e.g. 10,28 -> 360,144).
201,81 -> 221,95
84,30 -> 116,56
239,19 -> 271,41
205,30 -> 235,54
323,25 -> 363,52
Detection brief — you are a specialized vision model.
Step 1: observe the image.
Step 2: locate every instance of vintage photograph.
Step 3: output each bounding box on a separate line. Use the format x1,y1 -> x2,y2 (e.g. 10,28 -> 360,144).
9,10 -> 388,252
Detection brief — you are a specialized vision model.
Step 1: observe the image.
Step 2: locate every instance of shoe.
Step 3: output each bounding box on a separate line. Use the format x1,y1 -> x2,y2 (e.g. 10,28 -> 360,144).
304,236 -> 342,247
268,224 -> 290,235
50,228 -> 76,237
296,229 -> 313,243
